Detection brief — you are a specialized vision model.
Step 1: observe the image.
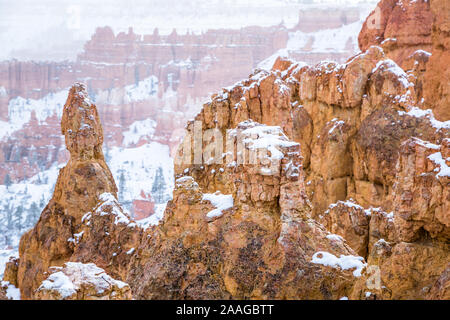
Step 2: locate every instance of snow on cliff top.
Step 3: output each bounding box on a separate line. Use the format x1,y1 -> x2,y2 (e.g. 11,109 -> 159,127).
231,120 -> 299,161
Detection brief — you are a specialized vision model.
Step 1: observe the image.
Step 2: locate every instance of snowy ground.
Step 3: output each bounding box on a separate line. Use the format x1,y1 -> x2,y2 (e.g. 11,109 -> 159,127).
257,4 -> 373,70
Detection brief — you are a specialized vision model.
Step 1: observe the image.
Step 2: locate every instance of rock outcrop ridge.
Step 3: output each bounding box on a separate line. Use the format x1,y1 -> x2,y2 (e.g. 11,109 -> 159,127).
7,84 -> 139,299
3,0 -> 449,300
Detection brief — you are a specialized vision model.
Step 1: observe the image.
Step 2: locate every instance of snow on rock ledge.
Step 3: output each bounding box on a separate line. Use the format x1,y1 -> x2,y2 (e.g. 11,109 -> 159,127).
35,262 -> 132,300
82,193 -> 136,227
1,281 -> 20,300
202,192 -> 234,219
311,251 -> 367,277
228,120 -> 301,176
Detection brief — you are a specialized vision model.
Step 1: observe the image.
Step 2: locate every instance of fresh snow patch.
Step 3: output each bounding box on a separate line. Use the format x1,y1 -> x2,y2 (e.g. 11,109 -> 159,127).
328,119 -> 345,134
108,142 -> 174,216
412,138 -> 440,150
124,76 -> 159,103
414,49 -> 431,57
235,120 -> 299,163
122,118 -> 156,146
398,107 -> 450,132
371,59 -> 412,88
37,262 -> 128,298
39,271 -> 77,298
311,251 -> 366,277
375,238 -> 389,246
328,199 -> 364,210
0,89 -> 68,140
97,193 -> 133,226
428,152 -> 450,178
202,192 -> 234,219
326,234 -> 344,242
286,20 -> 362,54
1,281 -> 21,300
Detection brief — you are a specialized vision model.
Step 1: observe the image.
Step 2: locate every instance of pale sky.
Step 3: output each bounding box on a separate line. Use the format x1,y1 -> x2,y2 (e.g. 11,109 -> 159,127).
0,0 -> 377,61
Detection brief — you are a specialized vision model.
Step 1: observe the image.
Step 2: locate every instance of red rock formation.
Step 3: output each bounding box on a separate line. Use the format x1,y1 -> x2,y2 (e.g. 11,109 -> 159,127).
318,200 -> 370,257
133,191 -> 155,220
127,122 -> 361,299
358,0 -> 433,68
124,0 -> 446,299
9,84 -> 138,299
423,0 -> 450,120
4,0 -> 449,300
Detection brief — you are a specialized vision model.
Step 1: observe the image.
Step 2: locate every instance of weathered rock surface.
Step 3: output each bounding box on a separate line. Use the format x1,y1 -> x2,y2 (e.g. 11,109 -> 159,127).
35,262 -> 132,300
126,0 -> 447,299
0,287 -> 6,300
358,0 -> 432,68
127,122 -> 362,299
6,84 -> 137,299
423,0 -> 450,120
318,200 -> 370,257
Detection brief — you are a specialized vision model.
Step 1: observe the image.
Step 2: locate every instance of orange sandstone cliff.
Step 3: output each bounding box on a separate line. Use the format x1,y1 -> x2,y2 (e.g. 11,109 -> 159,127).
2,0 -> 449,300
3,84 -> 139,299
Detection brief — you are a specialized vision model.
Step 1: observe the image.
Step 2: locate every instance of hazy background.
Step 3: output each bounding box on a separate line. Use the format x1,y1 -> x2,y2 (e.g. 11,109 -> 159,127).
0,0 -> 377,61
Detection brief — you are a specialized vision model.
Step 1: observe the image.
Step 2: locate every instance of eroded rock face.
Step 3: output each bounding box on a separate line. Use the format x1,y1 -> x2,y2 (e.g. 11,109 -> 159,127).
393,138 -> 449,242
318,200 -> 370,258
423,0 -> 450,120
70,192 -> 142,282
0,287 -> 6,300
126,0 -> 447,299
358,0 -> 432,68
7,84 -> 137,299
127,122 -> 362,300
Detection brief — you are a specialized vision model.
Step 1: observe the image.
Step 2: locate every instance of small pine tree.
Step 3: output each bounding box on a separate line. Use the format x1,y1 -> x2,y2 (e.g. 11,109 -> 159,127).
118,170 -> 126,202
13,205 -> 23,233
134,67 -> 140,86
26,202 -> 40,229
4,174 -> 12,189
5,204 -> 13,235
151,167 -> 166,204
104,144 -> 112,164
150,77 -> 157,95
39,195 -> 46,208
